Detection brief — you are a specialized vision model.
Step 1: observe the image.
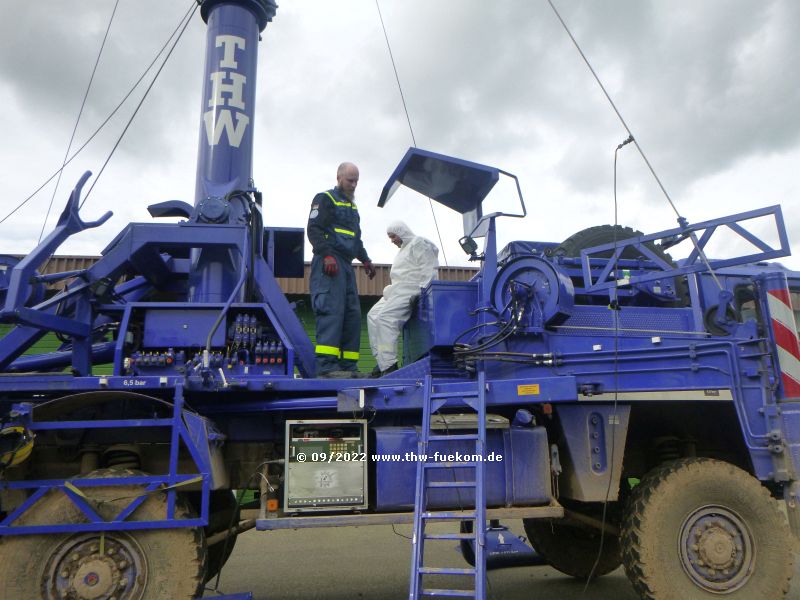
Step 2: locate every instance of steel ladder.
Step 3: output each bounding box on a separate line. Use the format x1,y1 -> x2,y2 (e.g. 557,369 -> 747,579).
408,371 -> 488,599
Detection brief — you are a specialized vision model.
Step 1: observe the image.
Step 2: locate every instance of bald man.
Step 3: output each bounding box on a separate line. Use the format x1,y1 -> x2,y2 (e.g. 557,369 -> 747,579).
307,162 -> 376,378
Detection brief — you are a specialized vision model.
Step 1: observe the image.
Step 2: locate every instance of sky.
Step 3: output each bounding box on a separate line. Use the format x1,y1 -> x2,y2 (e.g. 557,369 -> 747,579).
1,0 -> 799,270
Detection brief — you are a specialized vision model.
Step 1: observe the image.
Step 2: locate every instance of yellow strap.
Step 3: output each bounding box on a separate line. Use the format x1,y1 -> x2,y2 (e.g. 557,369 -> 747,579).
162,475 -> 204,491
64,481 -> 88,499
324,191 -> 352,207
65,475 -> 204,500
342,350 -> 359,361
315,345 -> 340,356
334,227 -> 355,237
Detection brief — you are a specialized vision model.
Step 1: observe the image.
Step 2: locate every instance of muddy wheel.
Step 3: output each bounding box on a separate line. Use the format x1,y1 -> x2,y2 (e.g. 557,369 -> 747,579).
621,458 -> 794,599
188,489 -> 240,582
523,517 -> 621,579
0,468 -> 205,599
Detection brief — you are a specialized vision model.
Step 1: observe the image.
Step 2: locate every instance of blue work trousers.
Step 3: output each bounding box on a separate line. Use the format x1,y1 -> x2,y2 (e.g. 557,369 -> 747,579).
310,254 -> 361,374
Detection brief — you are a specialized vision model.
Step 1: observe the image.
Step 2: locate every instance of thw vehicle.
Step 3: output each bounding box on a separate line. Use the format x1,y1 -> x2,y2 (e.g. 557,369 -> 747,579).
0,2 -> 797,599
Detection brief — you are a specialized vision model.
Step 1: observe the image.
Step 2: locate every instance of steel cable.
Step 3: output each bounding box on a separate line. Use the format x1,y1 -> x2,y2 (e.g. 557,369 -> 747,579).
546,0 -> 723,291
37,0 -> 121,244
374,0 -> 448,266
0,0 -> 198,225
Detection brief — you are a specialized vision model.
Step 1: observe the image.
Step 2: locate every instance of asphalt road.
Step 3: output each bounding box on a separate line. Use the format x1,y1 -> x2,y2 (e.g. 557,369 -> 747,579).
202,521 -> 639,600
203,519 -> 800,600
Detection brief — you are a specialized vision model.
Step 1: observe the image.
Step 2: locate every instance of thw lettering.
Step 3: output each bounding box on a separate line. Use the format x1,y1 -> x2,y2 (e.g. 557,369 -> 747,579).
204,34 -> 248,148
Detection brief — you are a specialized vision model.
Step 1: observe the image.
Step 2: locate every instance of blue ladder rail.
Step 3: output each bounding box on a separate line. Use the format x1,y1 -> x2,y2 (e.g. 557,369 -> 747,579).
409,371 -> 488,599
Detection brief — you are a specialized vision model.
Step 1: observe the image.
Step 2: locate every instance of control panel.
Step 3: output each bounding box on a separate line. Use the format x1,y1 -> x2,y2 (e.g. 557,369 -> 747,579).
120,306 -> 291,377
284,420 -> 368,513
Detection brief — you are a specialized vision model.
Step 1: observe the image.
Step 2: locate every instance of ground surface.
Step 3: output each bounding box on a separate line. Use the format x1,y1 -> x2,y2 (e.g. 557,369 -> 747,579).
200,518 -> 800,600
205,521 -> 800,600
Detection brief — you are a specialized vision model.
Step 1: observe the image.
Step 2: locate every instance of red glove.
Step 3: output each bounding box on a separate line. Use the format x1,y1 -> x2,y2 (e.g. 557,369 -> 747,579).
323,255 -> 338,276
363,260 -> 376,280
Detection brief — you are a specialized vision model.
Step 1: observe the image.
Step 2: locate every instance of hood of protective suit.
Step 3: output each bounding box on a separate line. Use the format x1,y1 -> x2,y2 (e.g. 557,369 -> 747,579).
383,223 -> 439,300
387,221 -> 416,248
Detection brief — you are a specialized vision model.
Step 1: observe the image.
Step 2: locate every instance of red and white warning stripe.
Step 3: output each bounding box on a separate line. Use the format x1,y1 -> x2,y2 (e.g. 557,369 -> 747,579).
767,288 -> 800,397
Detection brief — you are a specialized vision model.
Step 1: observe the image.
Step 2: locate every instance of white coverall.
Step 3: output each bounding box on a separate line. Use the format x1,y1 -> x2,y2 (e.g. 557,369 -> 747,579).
368,221 -> 439,372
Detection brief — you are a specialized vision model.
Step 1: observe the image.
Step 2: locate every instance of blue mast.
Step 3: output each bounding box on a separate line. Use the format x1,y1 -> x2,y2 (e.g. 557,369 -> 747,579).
189,0 -> 277,302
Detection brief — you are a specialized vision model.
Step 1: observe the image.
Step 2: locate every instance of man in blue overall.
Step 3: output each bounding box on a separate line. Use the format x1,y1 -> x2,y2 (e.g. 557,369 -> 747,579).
307,162 -> 376,377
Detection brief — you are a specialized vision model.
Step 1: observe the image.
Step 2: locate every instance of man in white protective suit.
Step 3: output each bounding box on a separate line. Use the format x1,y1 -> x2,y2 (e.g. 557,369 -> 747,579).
367,221 -> 439,377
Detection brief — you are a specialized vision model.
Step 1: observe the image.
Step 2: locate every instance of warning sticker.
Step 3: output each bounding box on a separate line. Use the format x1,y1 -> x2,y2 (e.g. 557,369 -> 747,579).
517,384 -> 540,396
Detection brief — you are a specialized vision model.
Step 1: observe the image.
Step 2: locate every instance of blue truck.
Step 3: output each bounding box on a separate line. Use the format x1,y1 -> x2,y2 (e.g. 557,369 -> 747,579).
0,2 -> 797,599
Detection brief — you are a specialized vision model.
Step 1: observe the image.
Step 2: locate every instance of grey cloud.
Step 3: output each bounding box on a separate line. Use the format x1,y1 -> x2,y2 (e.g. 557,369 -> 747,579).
2,0 -> 799,267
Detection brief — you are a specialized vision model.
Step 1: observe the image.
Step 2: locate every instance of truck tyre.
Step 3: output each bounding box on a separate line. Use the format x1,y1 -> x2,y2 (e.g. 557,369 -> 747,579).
522,518 -> 621,579
620,458 -> 794,599
552,224 -> 688,305
188,489 -> 240,582
0,468 -> 205,600
553,225 -> 651,259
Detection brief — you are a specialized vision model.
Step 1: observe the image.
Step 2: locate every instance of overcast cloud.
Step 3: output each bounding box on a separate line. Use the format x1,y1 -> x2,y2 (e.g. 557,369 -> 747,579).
1,0 -> 798,269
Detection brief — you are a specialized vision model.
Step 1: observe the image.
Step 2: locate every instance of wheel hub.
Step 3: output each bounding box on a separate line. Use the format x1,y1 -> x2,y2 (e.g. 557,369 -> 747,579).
73,555 -> 118,598
679,506 -> 755,593
41,532 -> 147,600
697,527 -> 736,570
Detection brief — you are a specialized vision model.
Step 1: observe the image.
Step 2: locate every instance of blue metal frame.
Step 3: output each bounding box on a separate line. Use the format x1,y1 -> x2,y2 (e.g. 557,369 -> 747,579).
0,214 -> 315,377
0,1 -> 798,599
578,205 -> 789,294
379,147 -> 527,238
0,6 -> 799,599
0,385 -> 216,535
379,148 -> 501,214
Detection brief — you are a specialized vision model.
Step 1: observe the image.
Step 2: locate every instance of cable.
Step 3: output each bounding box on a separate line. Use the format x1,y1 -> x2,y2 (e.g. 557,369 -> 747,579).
546,1 -> 677,219
39,0 -> 120,244
546,0 -> 724,292
34,1 -> 121,283
454,319 -> 514,355
452,315 -> 507,346
374,0 -> 448,266
374,0 -> 416,148
0,0 -> 198,227
391,523 -> 413,540
451,300 -> 512,349
80,0 -> 200,208
453,296 -> 525,365
205,459 -> 284,595
582,137 -> 628,592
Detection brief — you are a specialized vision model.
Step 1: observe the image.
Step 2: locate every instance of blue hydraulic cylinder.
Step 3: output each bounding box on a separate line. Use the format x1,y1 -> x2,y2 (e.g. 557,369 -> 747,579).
189,0 -> 276,302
